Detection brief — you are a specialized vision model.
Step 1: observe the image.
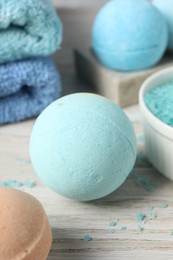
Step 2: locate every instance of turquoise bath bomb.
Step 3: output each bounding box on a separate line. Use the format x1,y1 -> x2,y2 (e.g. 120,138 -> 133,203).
30,93 -> 136,201
153,0 -> 173,51
92,0 -> 168,71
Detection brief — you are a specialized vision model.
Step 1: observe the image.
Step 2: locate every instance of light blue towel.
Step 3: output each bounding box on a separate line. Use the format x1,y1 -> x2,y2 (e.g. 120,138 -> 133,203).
0,0 -> 62,63
0,57 -> 61,124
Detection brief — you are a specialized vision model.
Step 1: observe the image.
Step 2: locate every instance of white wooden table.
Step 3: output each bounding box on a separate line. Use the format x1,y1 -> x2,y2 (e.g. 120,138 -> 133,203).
1,9 -> 173,260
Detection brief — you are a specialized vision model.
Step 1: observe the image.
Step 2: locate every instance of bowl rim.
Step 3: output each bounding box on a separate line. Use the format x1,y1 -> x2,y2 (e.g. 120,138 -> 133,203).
139,66 -> 173,141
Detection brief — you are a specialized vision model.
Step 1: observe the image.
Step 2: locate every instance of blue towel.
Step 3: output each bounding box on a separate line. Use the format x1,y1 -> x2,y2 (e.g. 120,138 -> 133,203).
0,0 -> 62,63
0,57 -> 61,124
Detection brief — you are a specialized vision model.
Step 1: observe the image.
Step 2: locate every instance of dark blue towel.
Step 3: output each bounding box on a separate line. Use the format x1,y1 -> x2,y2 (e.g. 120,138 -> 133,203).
0,57 -> 61,124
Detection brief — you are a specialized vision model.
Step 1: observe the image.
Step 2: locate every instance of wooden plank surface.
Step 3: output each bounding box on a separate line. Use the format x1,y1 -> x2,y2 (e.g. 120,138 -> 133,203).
1,109 -> 173,260
1,9 -> 173,260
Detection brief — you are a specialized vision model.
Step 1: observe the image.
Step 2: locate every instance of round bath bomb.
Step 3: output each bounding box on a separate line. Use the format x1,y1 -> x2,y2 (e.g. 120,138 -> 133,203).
92,0 -> 168,71
0,187 -> 52,260
30,93 -> 136,201
153,0 -> 173,51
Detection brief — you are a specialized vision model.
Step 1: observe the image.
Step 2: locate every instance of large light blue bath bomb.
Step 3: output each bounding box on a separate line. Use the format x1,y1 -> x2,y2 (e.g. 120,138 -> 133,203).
153,0 -> 173,51
92,0 -> 168,71
30,93 -> 136,201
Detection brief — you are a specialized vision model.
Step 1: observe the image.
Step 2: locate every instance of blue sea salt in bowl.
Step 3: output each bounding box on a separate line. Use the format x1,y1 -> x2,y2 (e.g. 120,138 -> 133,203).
139,67 -> 173,180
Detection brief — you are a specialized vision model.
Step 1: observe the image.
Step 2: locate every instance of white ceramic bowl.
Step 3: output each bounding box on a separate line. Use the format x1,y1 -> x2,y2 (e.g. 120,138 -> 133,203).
139,66 -> 173,180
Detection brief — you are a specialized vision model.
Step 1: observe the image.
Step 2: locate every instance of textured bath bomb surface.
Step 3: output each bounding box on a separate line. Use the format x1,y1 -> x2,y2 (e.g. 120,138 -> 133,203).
30,93 -> 136,201
92,0 -> 168,71
153,0 -> 173,51
0,187 -> 52,260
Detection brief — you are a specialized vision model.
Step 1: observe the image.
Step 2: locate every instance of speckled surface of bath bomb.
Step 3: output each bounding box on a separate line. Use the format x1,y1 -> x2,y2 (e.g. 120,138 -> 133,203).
30,93 -> 136,201
153,0 -> 173,51
0,187 -> 52,260
92,0 -> 168,71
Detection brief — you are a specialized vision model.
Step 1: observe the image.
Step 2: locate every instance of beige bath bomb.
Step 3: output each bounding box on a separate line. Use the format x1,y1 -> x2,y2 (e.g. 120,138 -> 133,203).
0,187 -> 52,260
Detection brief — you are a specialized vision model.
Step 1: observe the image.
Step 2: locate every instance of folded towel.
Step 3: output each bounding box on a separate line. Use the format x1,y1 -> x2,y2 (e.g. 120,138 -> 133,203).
0,57 -> 61,124
0,0 -> 62,63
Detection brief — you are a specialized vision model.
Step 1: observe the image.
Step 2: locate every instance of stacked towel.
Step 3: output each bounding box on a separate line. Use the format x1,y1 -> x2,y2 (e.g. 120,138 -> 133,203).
0,0 -> 62,63
0,0 -> 62,125
0,57 -> 61,124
